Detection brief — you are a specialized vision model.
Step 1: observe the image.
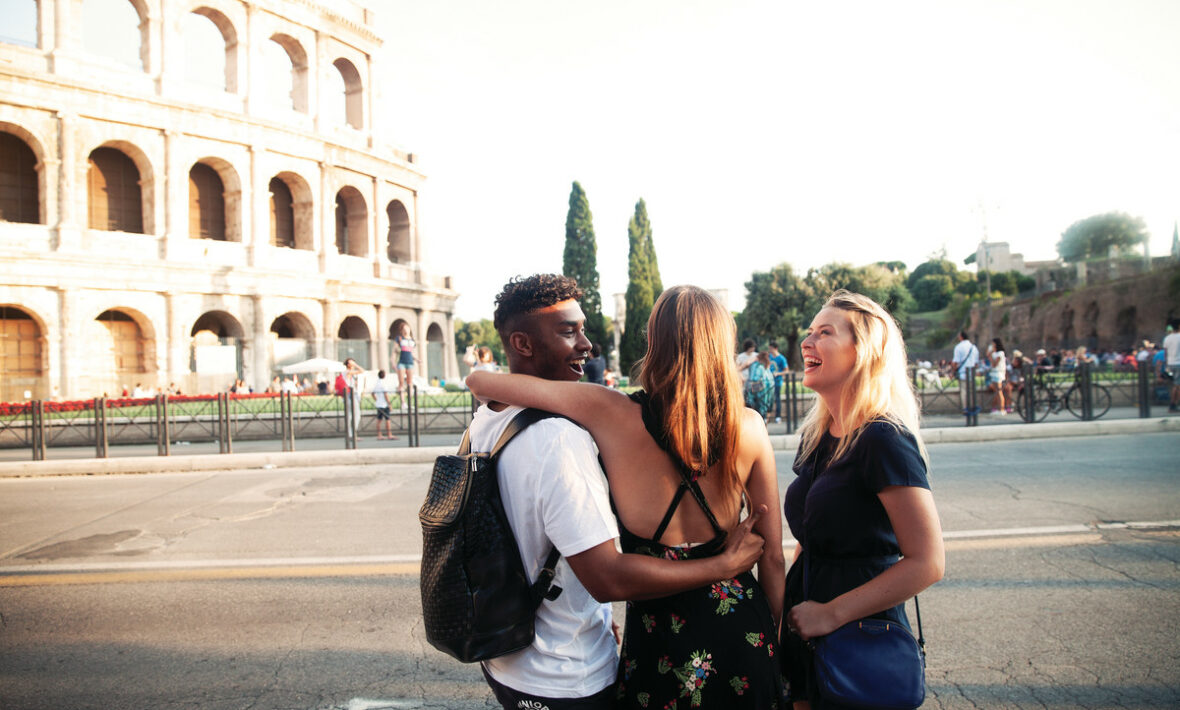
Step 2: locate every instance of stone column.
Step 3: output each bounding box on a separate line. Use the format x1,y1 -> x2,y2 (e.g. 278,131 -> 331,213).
54,111 -> 80,251
162,129 -> 183,258
250,295 -> 269,390
415,308 -> 428,380
55,286 -> 72,400
374,304 -> 388,372
443,312 -> 458,381
320,299 -> 335,360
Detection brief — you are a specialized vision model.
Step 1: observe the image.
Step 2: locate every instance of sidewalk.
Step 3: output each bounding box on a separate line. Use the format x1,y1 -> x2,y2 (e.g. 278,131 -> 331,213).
0,409 -> 1175,478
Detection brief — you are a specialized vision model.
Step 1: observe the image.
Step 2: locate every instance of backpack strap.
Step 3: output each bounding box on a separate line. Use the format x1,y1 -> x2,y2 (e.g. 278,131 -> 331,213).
474,407 -> 565,605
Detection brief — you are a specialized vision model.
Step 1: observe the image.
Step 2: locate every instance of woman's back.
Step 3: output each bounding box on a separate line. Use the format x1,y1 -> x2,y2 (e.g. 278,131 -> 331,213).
590,388 -> 761,545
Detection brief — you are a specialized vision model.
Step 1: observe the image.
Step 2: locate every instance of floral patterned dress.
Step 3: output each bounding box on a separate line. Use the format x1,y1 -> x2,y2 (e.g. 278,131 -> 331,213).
614,393 -> 785,709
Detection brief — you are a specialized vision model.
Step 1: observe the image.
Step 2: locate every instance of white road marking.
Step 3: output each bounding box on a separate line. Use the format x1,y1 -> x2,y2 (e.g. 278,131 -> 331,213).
1,520 -> 1176,578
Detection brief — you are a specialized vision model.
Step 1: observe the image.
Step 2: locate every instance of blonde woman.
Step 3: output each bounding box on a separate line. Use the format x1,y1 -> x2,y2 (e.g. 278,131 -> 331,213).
781,290 -> 944,709
468,285 -> 785,709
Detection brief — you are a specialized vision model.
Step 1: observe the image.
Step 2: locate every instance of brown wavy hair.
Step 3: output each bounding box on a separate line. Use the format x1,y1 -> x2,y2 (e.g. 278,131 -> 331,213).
636,285 -> 745,500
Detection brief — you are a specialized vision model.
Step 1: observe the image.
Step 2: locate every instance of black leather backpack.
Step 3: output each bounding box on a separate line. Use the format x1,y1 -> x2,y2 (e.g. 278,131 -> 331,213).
419,408 -> 563,662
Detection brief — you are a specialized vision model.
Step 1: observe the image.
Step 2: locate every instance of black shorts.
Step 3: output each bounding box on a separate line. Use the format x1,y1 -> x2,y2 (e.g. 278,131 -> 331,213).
375,406 -> 391,420
481,666 -> 615,710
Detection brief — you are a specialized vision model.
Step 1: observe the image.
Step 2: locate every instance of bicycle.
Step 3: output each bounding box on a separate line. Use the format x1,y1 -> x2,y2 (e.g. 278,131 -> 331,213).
1014,368 -> 1112,422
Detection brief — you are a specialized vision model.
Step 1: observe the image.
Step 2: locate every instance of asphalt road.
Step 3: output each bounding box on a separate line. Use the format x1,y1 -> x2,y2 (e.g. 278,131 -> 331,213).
0,432 -> 1177,709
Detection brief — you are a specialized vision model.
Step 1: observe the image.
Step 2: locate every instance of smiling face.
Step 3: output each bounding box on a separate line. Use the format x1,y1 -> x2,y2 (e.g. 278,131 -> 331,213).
522,299 -> 592,381
800,306 -> 858,400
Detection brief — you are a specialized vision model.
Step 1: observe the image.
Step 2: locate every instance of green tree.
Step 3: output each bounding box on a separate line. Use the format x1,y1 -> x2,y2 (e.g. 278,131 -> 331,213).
911,274 -> 955,311
562,181 -> 607,351
905,258 -> 961,291
619,199 -> 662,374
804,262 -> 913,329
454,319 -> 504,367
741,263 -> 812,368
1057,212 -> 1149,262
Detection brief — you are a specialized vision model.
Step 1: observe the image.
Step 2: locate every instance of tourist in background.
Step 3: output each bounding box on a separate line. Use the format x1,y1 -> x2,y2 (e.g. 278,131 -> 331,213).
393,323 -> 416,407
986,338 -> 1008,415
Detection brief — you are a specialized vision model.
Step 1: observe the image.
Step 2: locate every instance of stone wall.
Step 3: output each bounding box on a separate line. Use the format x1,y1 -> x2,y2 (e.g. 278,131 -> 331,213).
970,264 -> 1180,352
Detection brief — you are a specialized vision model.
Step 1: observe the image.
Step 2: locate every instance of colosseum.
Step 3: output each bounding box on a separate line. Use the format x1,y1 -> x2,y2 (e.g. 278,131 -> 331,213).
0,0 -> 458,403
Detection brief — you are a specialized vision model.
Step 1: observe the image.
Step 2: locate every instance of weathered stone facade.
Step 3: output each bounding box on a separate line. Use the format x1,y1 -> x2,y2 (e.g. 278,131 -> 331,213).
970,264 -> 1180,352
0,0 -> 458,402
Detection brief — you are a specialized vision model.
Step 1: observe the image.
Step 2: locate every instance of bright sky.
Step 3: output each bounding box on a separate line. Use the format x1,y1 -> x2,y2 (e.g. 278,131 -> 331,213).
376,0 -> 1180,321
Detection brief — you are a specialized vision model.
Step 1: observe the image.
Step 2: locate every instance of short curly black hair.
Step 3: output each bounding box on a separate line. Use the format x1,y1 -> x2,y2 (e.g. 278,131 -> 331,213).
494,274 -> 583,339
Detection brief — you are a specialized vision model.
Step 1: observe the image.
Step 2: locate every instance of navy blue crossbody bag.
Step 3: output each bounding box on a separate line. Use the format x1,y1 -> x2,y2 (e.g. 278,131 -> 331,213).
804,551 -> 926,710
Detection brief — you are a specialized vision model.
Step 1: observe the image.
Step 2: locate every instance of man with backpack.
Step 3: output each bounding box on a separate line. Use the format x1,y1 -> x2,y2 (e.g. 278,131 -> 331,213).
468,274 -> 765,709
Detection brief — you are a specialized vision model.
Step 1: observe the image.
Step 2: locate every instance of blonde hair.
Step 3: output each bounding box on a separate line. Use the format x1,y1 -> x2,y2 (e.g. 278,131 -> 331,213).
797,289 -> 928,466
636,285 -> 745,498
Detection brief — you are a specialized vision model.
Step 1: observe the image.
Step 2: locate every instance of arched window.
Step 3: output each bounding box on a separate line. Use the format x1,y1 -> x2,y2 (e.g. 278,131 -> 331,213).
270,312 -> 314,371
0,0 -> 38,48
82,0 -> 145,70
330,58 -> 363,129
0,132 -> 39,224
386,200 -> 410,263
334,186 -> 367,257
337,316 -> 371,368
189,163 -> 226,240
263,35 -> 308,113
191,311 -> 243,378
0,305 -> 43,402
88,147 -> 143,233
183,10 -> 234,93
269,177 -> 294,248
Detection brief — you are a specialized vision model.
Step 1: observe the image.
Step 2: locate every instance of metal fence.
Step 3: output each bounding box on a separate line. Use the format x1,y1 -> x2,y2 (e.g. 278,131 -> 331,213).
0,386 -> 483,461
1,363 -> 1172,461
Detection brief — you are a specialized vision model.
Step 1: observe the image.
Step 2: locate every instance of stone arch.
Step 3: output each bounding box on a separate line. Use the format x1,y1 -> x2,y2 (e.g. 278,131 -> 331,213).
330,57 -> 364,129
185,7 -> 239,93
87,307 -> 156,397
190,310 -> 244,379
0,129 -> 42,225
88,145 -> 147,234
386,199 -> 411,264
269,170 -> 313,250
0,304 -> 47,402
266,33 -> 309,113
425,321 -> 445,381
337,315 -> 371,368
189,157 -> 242,242
334,185 -> 367,257
270,311 -> 315,373
82,0 -> 150,71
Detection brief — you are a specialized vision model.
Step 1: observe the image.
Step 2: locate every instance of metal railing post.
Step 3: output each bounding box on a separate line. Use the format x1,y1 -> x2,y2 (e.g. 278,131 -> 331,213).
281,392 -> 294,451
344,388 -> 357,449
1079,362 -> 1094,421
31,400 -> 45,461
1021,364 -> 1035,423
1138,361 -> 1152,418
411,385 -> 420,447
155,394 -> 170,457
218,392 -> 233,454
94,397 -> 108,458
964,366 -> 978,427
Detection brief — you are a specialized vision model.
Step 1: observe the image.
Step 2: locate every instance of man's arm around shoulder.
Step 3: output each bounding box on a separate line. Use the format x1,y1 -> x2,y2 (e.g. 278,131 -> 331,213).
565,506 -> 767,603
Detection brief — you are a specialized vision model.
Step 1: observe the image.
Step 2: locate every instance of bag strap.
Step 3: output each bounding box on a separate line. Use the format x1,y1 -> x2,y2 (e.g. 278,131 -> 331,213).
464,407 -> 565,605
803,548 -> 924,653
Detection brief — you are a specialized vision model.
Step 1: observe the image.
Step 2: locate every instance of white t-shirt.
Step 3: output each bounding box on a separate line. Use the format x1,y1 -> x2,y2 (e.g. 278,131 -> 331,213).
952,339 -> 979,379
1164,332 -> 1180,366
371,377 -> 390,408
470,405 -> 620,699
736,351 -> 755,382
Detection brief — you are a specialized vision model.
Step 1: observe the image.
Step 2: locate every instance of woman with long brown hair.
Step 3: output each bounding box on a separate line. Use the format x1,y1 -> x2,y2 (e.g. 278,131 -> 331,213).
781,290 -> 944,708
468,284 -> 786,708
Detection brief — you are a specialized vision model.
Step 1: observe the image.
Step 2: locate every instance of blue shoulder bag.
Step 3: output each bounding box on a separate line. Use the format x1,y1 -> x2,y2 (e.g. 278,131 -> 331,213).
804,551 -> 926,710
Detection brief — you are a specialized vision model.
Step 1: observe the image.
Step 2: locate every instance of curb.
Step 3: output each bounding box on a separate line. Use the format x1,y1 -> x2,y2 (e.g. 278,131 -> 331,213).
0,417 -> 1176,479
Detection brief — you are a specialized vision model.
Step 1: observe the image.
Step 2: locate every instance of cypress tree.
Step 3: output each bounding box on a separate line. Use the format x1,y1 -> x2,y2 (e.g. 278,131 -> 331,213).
562,181 -> 606,350
620,198 -> 661,375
